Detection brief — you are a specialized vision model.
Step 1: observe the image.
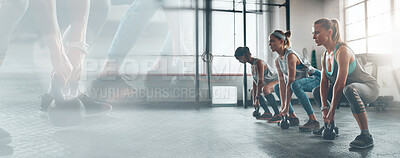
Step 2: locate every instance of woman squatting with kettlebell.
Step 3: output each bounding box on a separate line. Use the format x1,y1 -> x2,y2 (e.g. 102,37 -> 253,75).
234,47 -> 280,120
311,18 -> 379,149
269,30 -> 321,132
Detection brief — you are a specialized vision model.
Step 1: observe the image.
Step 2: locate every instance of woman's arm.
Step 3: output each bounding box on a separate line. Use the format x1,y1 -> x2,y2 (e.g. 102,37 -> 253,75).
255,60 -> 265,99
325,46 -> 351,122
275,59 -> 286,112
320,52 -> 330,117
252,82 -> 258,107
65,0 -> 91,82
30,0 -> 73,86
283,53 -> 297,114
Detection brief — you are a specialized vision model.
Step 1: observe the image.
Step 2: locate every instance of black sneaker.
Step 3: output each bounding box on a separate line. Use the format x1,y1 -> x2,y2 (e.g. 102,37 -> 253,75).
0,128 -> 12,145
350,134 -> 374,149
288,117 -> 300,126
78,94 -> 112,117
39,93 -> 54,116
312,126 -> 325,136
299,120 -> 320,132
313,124 -> 339,137
90,75 -> 136,104
267,114 -> 282,123
256,113 -> 272,120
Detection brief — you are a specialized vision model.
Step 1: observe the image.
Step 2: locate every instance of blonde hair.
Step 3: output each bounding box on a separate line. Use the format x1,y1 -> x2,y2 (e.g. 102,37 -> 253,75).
314,18 -> 343,44
271,30 -> 292,48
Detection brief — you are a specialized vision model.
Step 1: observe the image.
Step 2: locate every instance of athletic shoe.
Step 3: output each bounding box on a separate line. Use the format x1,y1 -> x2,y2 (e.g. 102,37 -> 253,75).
39,93 -> 53,111
288,117 -> 300,126
313,126 -> 339,137
39,93 -> 54,116
39,93 -> 112,117
312,126 -> 325,136
78,94 -> 112,117
256,113 -> 272,120
90,75 -> 136,104
350,134 -> 374,149
267,114 -> 282,123
299,120 -> 320,132
0,128 -> 12,145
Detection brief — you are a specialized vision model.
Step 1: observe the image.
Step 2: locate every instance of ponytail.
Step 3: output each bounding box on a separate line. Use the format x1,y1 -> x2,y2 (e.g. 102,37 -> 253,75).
271,30 -> 292,48
314,18 -> 343,44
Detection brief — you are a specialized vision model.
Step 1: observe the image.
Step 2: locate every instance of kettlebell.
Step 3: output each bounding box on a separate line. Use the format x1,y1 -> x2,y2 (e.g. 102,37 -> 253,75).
253,106 -> 261,118
48,97 -> 85,127
322,121 -> 338,140
280,115 -> 290,129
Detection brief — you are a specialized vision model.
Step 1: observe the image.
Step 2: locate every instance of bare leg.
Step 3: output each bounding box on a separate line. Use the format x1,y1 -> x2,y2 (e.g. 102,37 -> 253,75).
353,113 -> 369,130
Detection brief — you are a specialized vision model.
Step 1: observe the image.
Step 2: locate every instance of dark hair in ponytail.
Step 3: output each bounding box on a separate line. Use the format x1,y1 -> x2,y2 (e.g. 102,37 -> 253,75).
234,46 -> 252,60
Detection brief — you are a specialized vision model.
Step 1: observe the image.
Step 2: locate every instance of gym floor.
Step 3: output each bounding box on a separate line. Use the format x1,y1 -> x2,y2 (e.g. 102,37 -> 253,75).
1,42 -> 400,158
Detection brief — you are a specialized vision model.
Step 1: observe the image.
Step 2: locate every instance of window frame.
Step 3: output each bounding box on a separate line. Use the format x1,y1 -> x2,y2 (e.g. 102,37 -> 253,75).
343,0 -> 397,54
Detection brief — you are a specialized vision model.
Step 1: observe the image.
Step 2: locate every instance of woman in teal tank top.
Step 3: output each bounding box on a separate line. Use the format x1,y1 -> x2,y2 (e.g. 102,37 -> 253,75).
312,18 -> 379,149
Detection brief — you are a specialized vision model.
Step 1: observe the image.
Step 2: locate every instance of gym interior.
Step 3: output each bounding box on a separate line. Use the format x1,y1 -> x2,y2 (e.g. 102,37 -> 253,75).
0,0 -> 400,157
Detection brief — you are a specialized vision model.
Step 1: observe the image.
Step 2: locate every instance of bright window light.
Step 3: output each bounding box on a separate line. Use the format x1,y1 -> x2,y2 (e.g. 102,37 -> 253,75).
345,3 -> 365,25
395,10 -> 400,30
347,39 -> 366,54
345,0 -> 364,7
344,0 -> 397,54
346,20 -> 365,40
396,0 -> 400,10
368,34 -> 392,54
368,13 -> 391,36
367,0 -> 391,18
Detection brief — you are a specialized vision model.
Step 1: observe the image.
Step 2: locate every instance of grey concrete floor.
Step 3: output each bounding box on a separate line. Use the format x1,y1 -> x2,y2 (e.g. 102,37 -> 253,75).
0,42 -> 400,158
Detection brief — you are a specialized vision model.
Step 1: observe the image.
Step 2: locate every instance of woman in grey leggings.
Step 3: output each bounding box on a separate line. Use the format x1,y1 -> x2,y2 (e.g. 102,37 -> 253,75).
312,18 -> 379,149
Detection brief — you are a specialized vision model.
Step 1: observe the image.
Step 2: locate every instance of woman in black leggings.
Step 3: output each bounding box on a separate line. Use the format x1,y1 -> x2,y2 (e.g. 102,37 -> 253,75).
312,18 -> 379,149
235,47 -> 281,120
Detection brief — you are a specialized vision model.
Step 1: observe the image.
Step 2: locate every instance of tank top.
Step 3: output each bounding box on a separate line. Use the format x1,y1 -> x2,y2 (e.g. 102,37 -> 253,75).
326,44 -> 356,76
324,44 -> 378,85
277,48 -> 316,80
252,58 -> 278,85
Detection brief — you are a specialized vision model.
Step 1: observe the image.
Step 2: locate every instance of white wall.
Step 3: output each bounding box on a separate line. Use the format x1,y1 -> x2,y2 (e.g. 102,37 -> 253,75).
268,0 -> 342,70
287,0 -> 337,70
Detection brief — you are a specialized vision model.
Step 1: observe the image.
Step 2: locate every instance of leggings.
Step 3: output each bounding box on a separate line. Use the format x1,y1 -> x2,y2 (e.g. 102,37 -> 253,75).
258,94 -> 279,115
274,70 -> 321,115
106,0 -> 167,64
0,0 -> 29,61
312,82 -> 379,114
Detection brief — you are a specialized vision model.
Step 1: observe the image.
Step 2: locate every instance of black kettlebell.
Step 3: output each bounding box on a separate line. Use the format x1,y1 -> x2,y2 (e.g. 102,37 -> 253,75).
322,121 -> 337,140
280,115 -> 290,129
253,106 -> 261,117
48,97 -> 85,127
